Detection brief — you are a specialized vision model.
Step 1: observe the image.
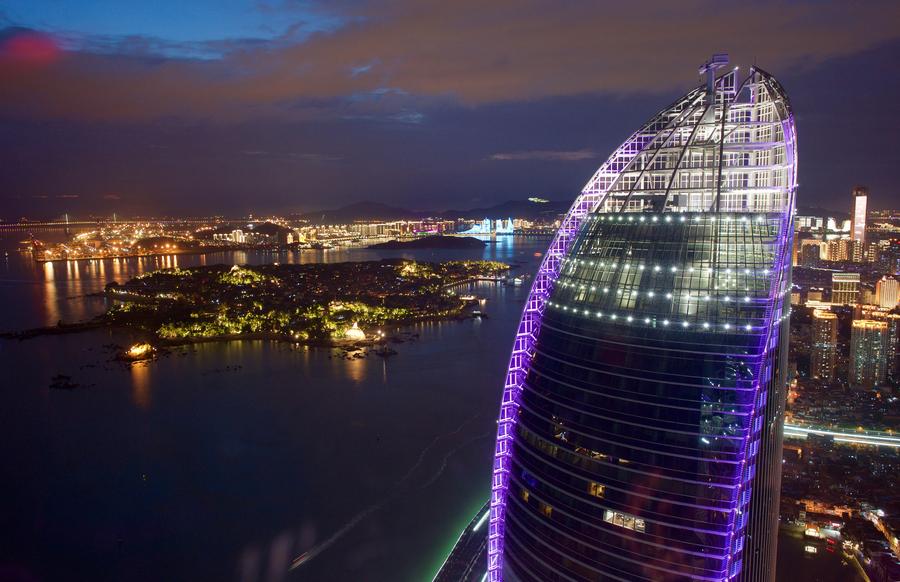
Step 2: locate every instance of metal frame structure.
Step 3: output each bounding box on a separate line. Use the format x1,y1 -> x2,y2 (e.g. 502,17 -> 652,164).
488,61 -> 797,582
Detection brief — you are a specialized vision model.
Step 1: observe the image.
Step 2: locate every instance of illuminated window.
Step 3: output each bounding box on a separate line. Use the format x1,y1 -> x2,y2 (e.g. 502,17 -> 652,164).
604,509 -> 645,533
520,489 -> 530,503
589,482 -> 606,498
540,502 -> 553,518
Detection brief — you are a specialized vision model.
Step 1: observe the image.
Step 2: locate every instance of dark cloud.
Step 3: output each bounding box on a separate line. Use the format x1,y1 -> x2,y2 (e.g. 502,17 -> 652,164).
1,2 -> 899,218
2,1 -> 900,122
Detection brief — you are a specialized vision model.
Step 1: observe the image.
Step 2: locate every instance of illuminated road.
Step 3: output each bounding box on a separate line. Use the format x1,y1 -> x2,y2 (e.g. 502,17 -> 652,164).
432,502 -> 489,582
783,423 -> 900,448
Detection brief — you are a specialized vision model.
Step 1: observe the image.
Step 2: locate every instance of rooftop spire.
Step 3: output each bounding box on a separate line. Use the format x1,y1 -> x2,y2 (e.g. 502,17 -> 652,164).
699,53 -> 729,95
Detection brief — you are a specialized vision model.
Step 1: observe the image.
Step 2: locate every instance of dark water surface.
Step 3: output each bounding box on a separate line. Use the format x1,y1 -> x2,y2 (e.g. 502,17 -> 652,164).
0,233 -> 544,582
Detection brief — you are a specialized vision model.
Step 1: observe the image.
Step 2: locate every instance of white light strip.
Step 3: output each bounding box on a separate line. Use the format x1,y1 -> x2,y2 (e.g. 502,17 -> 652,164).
584,213 -> 771,222
783,424 -> 900,448
556,279 -> 772,302
560,257 -> 777,278
546,300 -> 767,332
473,508 -> 490,532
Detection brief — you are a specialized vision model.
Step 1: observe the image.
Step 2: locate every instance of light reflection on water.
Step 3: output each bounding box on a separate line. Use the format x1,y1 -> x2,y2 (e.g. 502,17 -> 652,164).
0,236 -> 544,331
130,361 -> 152,410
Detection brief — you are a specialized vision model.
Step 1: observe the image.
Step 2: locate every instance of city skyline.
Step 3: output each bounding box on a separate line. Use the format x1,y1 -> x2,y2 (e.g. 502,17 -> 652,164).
2,4 -> 899,582
2,2 -> 900,218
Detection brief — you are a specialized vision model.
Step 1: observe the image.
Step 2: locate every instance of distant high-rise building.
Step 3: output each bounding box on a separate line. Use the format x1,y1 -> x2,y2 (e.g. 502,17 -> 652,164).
876,276 -> 899,309
852,239 -> 864,263
823,238 -> 862,263
799,241 -> 821,267
888,314 -> 900,383
860,308 -> 900,384
851,186 -> 868,246
850,320 -> 889,387
487,59 -> 797,582
864,242 -> 880,264
861,287 -> 877,306
811,309 -> 838,381
825,239 -> 844,262
832,272 -> 860,305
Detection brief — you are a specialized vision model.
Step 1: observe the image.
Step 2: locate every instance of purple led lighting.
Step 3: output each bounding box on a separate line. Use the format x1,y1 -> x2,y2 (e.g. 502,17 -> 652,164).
486,201 -> 592,582
722,81 -> 799,580
487,68 -> 797,582
484,88 -> 708,578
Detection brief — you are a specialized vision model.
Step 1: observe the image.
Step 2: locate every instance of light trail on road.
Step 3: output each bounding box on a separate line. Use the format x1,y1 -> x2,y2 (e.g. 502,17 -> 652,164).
783,423 -> 900,448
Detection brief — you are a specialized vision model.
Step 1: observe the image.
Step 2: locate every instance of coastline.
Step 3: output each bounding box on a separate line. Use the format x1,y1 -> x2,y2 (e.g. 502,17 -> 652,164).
29,245 -> 291,264
0,309 -> 485,351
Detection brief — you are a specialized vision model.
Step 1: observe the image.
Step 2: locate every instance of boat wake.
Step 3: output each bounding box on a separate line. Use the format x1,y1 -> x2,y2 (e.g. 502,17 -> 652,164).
419,433 -> 492,489
288,412 -> 489,573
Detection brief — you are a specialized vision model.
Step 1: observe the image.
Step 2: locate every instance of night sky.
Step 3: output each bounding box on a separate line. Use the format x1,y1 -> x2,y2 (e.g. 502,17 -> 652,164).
2,1 -> 899,219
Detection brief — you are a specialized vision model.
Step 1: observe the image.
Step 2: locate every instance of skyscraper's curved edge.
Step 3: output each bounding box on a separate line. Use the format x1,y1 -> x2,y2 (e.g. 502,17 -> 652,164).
483,61 -> 797,582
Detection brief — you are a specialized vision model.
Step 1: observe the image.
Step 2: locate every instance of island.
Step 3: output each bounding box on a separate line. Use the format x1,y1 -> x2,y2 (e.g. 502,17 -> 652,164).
367,235 -> 486,250
98,259 -> 508,346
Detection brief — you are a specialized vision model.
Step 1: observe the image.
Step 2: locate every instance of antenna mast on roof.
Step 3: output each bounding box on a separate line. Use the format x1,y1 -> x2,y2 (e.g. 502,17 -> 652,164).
699,53 -> 729,96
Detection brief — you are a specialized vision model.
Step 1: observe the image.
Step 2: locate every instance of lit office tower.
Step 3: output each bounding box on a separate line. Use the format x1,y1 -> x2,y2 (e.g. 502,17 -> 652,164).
824,240 -> 848,262
488,57 -> 797,582
831,272 -> 860,305
810,309 -> 838,381
851,186 -> 868,246
850,320 -> 889,388
888,314 -> 900,383
824,239 -> 863,263
860,309 -> 900,384
876,276 -> 899,309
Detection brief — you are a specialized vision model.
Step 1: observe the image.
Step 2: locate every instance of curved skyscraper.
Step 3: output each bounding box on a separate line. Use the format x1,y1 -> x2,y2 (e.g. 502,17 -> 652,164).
487,58 -> 797,582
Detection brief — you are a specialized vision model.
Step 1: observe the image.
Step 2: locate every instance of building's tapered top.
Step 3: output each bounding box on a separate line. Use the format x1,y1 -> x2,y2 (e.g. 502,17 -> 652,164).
580,65 -> 796,217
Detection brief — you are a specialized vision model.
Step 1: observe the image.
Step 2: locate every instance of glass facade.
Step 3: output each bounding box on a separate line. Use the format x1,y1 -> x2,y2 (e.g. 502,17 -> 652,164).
488,63 -> 797,582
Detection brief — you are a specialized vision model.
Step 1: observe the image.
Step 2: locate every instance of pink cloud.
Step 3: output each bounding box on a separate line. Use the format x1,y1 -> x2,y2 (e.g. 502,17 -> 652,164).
0,30 -> 62,66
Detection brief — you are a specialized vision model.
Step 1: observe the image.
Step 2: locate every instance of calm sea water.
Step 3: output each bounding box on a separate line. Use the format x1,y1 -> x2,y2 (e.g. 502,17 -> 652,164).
0,233 -> 543,582
0,232 -> 860,582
